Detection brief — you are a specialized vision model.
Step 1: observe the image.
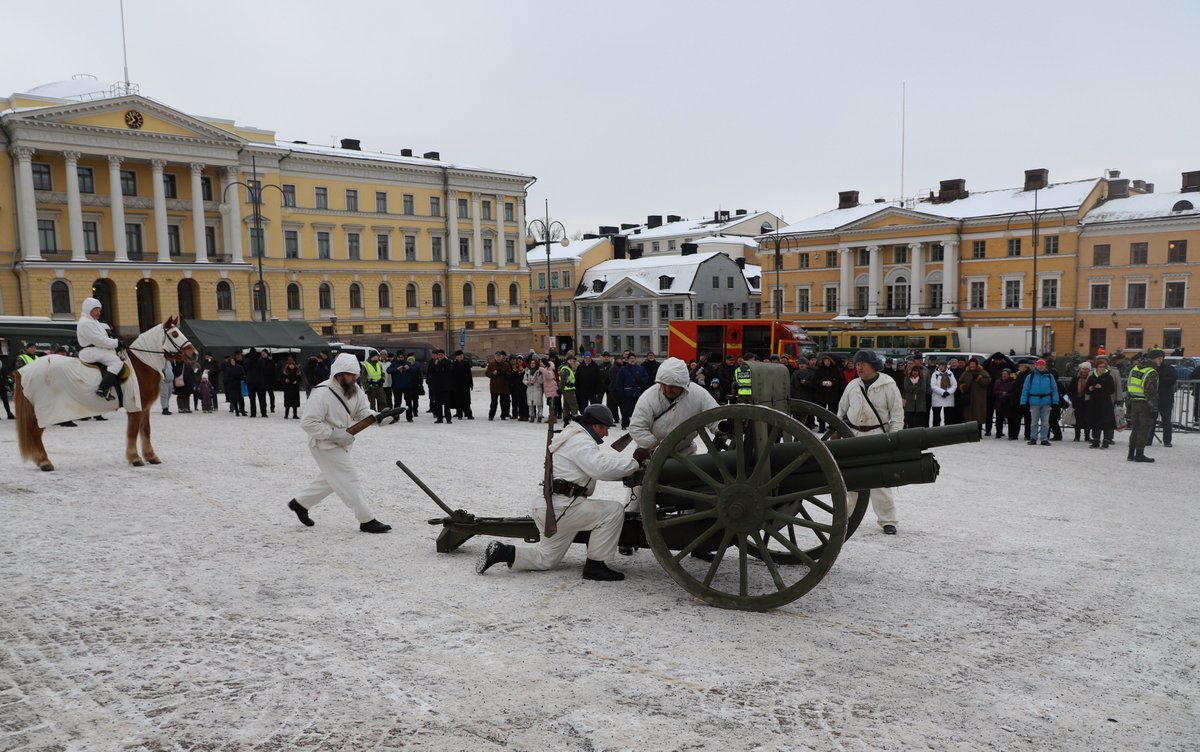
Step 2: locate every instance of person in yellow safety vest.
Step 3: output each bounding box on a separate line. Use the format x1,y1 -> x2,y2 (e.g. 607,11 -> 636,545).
1126,349 -> 1162,463
559,355 -> 580,423
360,352 -> 386,412
734,358 -> 753,402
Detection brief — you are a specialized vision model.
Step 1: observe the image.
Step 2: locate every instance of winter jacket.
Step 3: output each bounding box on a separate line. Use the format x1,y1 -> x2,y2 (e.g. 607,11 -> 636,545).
901,372 -> 928,413
426,358 -> 454,399
837,372 -> 905,433
992,377 -> 1017,415
543,423 -> 639,507
485,360 -> 511,394
575,360 -> 601,398
616,363 -> 649,397
930,369 -> 958,408
243,351 -> 269,387
1084,369 -> 1117,430
523,366 -> 544,401
539,365 -> 559,399
1019,369 -> 1059,407
387,360 -> 416,391
301,379 -> 374,451
629,379 -> 720,456
451,359 -> 474,392
958,366 -> 993,422
812,361 -> 843,405
642,358 -> 661,384
790,366 -> 817,401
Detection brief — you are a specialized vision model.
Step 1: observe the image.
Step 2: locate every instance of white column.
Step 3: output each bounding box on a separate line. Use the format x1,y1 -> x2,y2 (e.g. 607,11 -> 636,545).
944,240 -> 959,314
838,247 -> 851,317
190,163 -> 207,263
108,155 -> 128,262
471,191 -> 482,266
867,245 -> 881,316
151,159 -> 170,262
909,242 -> 924,317
11,146 -> 41,261
447,189 -> 460,269
224,166 -> 244,263
63,152 -> 86,261
517,197 -> 527,269
495,193 -> 505,267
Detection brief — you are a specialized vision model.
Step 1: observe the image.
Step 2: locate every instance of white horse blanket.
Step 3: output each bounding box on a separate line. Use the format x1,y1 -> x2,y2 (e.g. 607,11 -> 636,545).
20,354 -> 144,428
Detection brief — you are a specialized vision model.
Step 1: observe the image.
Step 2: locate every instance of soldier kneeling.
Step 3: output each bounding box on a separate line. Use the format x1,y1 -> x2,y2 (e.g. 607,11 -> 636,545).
477,404 -> 638,581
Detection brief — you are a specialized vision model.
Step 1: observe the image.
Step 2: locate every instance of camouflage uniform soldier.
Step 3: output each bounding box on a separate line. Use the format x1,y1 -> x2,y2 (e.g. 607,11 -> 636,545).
1126,349 -> 1162,463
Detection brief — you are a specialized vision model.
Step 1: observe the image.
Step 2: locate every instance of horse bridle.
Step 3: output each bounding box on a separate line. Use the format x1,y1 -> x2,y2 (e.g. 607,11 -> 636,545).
126,324 -> 194,359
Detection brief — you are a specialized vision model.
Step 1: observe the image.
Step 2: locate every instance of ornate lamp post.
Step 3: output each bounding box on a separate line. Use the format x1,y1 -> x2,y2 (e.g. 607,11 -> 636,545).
221,156 -> 284,322
526,200 -> 568,353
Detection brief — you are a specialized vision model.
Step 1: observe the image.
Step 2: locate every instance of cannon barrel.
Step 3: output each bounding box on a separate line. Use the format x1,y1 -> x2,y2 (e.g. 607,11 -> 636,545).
655,422 -> 979,505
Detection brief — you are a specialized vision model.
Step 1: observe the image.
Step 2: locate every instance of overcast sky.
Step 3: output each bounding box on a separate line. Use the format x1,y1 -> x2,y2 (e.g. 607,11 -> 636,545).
4,0 -> 1196,234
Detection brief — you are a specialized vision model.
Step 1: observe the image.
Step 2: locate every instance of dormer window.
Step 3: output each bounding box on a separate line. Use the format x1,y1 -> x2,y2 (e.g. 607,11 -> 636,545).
592,279 -> 606,293
658,275 -> 674,290
1172,200 -> 1194,212
748,276 -> 761,287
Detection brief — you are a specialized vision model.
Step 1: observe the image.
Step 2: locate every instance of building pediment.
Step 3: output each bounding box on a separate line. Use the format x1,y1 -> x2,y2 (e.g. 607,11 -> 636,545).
840,206 -> 956,232
578,276 -> 660,301
4,95 -> 246,147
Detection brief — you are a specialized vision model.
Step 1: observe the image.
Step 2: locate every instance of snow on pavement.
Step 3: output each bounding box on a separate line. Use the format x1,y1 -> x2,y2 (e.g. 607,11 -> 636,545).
1,391 -> 1197,751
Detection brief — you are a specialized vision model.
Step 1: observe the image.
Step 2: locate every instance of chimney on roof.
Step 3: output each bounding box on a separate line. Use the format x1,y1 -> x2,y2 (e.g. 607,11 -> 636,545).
598,225 -> 618,236
400,148 -> 413,157
612,236 -> 628,259
735,209 -> 747,215
339,138 -> 361,151
1108,178 -> 1130,199
1024,168 -> 1049,191
666,214 -> 682,223
735,257 -> 746,269
1145,183 -> 1154,193
1131,179 -> 1146,193
874,197 -> 886,203
934,179 -> 968,203
423,151 -> 440,160
1106,168 -> 1122,179
582,233 -> 599,240
681,242 -> 698,256
646,215 -> 663,228
293,140 -> 307,144
838,191 -> 859,210
1182,171 -> 1200,193
620,223 -> 639,231
628,246 -> 644,260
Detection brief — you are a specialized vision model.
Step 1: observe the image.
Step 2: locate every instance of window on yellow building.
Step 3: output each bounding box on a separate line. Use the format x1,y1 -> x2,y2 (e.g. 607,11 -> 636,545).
458,198 -> 469,218
317,232 -> 330,259
506,240 -> 515,263
287,283 -> 301,310
377,192 -> 389,213
83,221 -> 99,254
430,196 -> 441,217
347,233 -> 360,260
462,283 -> 475,307
282,184 -> 296,207
315,187 -> 328,209
826,250 -> 837,267
1006,238 -> 1021,257
406,283 -> 418,309
163,174 -> 177,199
120,170 -> 137,196
431,236 -> 443,261
1130,242 -> 1148,265
482,200 -> 492,220
37,220 -> 57,252
459,238 -> 470,262
32,163 -> 52,191
972,240 -> 985,259
1165,281 -> 1186,308
376,234 -> 388,261
1003,280 -> 1021,309
405,235 -> 416,261
1093,244 -> 1110,266
285,230 -> 299,259
349,283 -> 363,310
1041,279 -> 1058,308
77,167 -> 95,194
217,281 -> 234,311
1127,282 -> 1146,309
505,202 -> 514,222
167,225 -> 181,256
1043,235 -> 1059,255
318,283 -> 332,309
798,253 -> 809,269
345,190 -> 358,212
1090,283 -> 1109,310
1168,240 -> 1187,263
509,283 -> 519,305
929,243 -> 944,262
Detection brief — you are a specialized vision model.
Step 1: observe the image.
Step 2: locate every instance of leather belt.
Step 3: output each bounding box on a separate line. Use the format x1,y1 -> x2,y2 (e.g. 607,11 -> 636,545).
551,479 -> 591,497
847,423 -> 883,431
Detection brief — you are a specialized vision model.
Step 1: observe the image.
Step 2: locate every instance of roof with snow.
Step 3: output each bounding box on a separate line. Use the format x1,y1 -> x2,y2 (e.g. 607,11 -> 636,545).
1081,191 -> 1200,224
694,235 -> 760,249
576,251 -> 734,300
541,236 -> 608,262
777,179 -> 1102,236
742,264 -> 763,292
624,210 -> 775,242
267,140 -> 533,180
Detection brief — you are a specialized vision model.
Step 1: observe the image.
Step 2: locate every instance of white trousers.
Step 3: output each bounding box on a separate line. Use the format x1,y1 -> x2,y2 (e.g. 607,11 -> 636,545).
850,427 -> 898,527
293,445 -> 377,524
78,347 -> 124,374
513,496 -> 624,570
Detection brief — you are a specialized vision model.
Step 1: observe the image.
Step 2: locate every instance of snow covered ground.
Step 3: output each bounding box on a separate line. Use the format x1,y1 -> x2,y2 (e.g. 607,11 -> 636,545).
1,389 -> 1197,751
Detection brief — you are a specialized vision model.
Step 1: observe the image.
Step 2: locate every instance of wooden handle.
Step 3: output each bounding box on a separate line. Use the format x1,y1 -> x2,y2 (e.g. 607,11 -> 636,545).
346,416 -> 376,436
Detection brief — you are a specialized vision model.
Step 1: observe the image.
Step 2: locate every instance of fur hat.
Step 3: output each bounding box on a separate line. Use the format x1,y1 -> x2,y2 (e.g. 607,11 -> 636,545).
852,349 -> 882,370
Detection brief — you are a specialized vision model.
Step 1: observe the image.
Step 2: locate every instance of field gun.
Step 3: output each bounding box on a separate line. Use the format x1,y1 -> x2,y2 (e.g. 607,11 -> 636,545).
414,402 -> 979,611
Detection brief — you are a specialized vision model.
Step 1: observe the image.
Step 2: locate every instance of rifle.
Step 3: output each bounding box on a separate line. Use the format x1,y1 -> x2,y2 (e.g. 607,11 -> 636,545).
542,408 -> 558,537
346,407 -> 405,435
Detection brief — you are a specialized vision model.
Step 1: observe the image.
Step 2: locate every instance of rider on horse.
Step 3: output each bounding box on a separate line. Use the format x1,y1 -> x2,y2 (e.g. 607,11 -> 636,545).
77,297 -> 124,400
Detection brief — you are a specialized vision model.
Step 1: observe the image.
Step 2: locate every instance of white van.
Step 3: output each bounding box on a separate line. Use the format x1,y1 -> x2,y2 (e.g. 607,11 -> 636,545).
328,342 -> 380,362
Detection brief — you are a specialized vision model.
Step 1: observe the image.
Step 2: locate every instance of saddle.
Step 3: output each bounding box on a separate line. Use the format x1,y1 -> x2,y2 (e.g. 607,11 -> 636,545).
79,359 -> 133,384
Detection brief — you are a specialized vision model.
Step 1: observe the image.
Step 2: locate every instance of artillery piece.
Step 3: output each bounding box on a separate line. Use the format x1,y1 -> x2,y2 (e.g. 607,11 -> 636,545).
414,402 -> 980,611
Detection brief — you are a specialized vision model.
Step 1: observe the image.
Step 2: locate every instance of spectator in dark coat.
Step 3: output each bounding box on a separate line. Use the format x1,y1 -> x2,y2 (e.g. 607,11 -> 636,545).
614,353 -> 648,429
812,355 -> 843,424
223,356 -> 246,416
508,355 -> 528,421
198,352 -> 221,408
172,360 -> 196,414
1012,362 -> 1032,439
574,353 -> 602,406
717,354 -> 737,404
991,369 -> 1017,439
1067,362 -> 1093,442
389,354 -> 422,422
984,353 -> 1015,436
450,351 -> 474,420
1153,356 -> 1178,447
485,352 -> 512,420
426,349 -> 454,424
642,352 -> 661,384
606,357 -> 624,424
901,363 -> 928,428
243,349 -> 270,418
958,358 -> 992,436
1084,356 -> 1118,448
790,359 -> 817,426
595,353 -> 614,410
281,357 -> 303,419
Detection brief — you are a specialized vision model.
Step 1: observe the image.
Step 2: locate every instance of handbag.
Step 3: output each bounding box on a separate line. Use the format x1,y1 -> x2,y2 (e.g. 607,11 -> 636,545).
1061,405 -> 1075,427
173,374 -> 184,388
1114,403 -> 1127,431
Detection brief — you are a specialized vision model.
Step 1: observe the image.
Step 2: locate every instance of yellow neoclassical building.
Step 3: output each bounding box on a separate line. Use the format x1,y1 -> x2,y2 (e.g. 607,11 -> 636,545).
761,170 -> 1143,355
1,77 -> 536,350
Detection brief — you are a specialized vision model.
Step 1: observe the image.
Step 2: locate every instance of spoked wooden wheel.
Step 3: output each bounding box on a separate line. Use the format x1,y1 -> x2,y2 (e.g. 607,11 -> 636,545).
640,404 -> 849,611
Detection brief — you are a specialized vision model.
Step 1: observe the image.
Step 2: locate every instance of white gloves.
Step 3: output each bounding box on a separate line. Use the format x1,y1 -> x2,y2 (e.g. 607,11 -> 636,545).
329,428 -> 355,447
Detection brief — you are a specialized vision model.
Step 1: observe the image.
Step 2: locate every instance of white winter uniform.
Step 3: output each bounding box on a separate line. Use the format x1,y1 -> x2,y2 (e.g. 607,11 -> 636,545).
837,371 -> 905,528
625,357 -> 720,510
514,422 -> 639,571
76,298 -> 123,375
294,355 -> 378,524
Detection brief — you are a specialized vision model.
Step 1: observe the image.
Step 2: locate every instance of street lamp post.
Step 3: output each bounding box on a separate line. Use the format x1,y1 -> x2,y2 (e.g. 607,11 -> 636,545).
221,156 -> 284,322
762,220 -> 784,317
1006,194 -> 1066,355
526,200 -> 568,354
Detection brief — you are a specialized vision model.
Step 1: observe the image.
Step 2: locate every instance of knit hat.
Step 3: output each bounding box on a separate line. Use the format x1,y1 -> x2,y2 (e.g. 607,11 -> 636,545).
852,349 -> 882,370
1035,358 -> 1046,366
1146,349 -> 1165,360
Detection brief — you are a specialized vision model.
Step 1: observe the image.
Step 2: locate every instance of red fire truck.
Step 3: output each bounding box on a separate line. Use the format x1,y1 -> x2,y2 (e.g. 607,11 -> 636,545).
667,320 -> 814,363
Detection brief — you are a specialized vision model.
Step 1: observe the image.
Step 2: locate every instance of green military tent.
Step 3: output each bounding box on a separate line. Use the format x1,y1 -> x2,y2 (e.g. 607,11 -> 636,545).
179,319 -> 328,358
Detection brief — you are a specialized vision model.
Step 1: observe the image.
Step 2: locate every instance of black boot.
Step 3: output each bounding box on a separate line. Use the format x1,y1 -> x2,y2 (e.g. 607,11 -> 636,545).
359,519 -> 392,533
1128,446 -> 1136,461
582,559 -> 625,581
476,541 -> 515,574
288,499 -> 315,527
95,370 -> 120,401
1134,448 -> 1155,463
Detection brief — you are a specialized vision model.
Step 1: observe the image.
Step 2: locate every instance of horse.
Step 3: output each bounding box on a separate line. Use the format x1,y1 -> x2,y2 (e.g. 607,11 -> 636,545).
14,316 -> 198,471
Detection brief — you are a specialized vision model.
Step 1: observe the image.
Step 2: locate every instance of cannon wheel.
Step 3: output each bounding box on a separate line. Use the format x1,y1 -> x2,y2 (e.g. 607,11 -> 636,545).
641,404 -> 849,611
741,399 -> 870,563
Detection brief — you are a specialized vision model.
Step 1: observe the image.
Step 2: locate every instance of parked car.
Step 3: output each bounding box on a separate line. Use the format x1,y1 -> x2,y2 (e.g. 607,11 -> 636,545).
463,351 -> 488,368
1163,355 -> 1200,381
